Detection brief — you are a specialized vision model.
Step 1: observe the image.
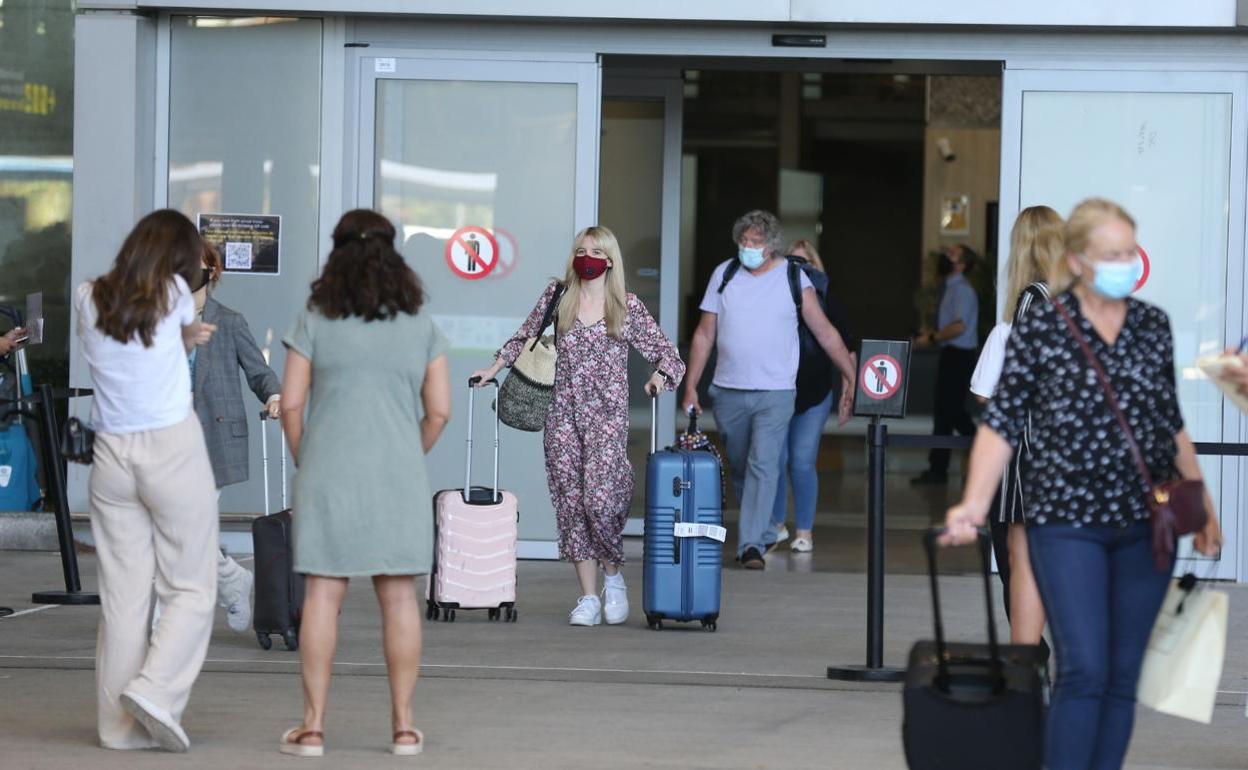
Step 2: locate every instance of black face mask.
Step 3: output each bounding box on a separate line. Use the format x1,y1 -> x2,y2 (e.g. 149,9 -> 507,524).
189,268 -> 212,292
937,255 -> 955,276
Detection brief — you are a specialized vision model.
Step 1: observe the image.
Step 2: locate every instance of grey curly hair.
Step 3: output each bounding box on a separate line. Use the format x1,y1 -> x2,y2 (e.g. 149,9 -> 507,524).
731,210 -> 786,256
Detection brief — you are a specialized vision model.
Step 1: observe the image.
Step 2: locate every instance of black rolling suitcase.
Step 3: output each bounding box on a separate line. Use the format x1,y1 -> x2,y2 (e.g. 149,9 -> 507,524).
902,529 -> 1045,770
251,411 -> 304,651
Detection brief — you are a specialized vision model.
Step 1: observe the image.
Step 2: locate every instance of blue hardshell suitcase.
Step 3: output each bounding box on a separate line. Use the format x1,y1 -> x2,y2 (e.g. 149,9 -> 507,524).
643,398 -> 723,631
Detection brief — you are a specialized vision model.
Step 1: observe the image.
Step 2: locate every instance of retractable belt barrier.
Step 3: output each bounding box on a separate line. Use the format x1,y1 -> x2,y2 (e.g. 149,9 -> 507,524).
0,385 -> 99,606
827,424 -> 1248,684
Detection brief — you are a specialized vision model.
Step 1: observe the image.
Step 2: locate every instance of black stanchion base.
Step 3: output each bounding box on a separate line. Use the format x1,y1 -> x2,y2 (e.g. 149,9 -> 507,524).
32,591 -> 100,606
0,607 -> 13,617
827,665 -> 906,683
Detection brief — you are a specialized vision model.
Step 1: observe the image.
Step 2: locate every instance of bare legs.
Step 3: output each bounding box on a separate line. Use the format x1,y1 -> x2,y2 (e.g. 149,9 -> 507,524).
1007,524 -> 1046,645
295,575 -> 348,746
574,559 -> 620,596
373,575 -> 423,744
293,574 -> 424,749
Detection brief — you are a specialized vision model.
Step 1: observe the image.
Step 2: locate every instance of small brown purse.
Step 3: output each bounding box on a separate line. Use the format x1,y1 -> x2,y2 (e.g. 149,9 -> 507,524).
1053,299 -> 1207,571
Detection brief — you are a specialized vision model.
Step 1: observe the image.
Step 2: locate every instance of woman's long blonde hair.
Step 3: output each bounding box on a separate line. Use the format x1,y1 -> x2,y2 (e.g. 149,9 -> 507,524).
556,226 -> 628,338
1003,205 -> 1064,320
1049,198 -> 1137,294
788,239 -> 824,272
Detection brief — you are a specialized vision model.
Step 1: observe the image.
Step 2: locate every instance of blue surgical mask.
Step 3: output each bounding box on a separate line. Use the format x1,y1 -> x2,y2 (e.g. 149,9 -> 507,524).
738,246 -> 766,270
1082,256 -> 1142,300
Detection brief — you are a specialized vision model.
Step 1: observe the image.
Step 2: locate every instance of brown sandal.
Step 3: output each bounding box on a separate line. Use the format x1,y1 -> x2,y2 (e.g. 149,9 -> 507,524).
392,729 -> 424,756
279,727 -> 325,757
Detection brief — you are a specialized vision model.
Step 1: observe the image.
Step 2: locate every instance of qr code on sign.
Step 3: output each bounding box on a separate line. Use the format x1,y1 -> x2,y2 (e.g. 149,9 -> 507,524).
224,242 -> 253,270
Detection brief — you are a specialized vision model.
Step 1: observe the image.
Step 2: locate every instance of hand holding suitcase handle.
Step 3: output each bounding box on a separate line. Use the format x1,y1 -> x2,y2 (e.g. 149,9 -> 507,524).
923,527 -> 1004,693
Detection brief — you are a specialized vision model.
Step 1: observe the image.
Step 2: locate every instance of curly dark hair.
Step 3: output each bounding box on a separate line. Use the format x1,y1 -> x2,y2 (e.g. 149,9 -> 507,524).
93,209 -> 202,347
308,210 -> 425,321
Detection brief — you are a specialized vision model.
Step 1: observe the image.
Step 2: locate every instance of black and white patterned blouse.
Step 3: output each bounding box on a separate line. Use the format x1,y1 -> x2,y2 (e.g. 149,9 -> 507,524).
984,291 -> 1184,528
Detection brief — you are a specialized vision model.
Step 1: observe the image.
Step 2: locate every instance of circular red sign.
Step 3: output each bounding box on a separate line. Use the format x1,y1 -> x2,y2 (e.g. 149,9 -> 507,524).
860,354 -> 903,401
444,226 -> 499,280
1134,245 -> 1150,292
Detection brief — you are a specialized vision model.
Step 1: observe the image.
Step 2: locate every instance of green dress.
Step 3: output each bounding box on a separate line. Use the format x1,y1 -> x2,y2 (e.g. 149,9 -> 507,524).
283,307 -> 448,577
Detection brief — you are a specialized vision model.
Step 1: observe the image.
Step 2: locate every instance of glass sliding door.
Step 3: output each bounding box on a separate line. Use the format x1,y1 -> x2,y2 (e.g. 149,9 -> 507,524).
357,55 -> 600,554
1001,69 -> 1246,579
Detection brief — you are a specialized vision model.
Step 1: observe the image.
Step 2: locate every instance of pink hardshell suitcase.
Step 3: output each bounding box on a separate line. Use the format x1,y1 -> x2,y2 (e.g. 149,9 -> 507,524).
426,377 -> 519,623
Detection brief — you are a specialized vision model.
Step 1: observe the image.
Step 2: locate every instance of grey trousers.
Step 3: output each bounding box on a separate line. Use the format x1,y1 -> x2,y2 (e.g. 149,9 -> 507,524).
710,386 -> 795,557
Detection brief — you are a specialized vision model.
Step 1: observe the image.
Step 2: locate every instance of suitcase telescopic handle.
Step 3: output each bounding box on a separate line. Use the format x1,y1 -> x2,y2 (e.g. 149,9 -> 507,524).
923,528 -> 1004,692
465,377 -> 500,504
258,410 -> 287,515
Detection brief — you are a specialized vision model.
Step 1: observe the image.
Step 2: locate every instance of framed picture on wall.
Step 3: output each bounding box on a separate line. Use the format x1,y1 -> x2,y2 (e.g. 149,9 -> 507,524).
940,194 -> 971,235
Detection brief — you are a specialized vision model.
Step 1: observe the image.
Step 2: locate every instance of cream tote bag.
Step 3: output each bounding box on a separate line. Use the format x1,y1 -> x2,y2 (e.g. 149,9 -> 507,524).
1136,576 -> 1228,724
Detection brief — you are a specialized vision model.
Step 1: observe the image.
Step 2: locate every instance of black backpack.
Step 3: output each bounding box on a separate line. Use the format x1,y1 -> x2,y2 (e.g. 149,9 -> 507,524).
717,256 -> 855,414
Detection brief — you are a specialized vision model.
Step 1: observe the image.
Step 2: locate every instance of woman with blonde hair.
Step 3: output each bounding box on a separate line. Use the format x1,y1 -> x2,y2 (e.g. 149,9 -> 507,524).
473,226 -> 685,626
968,205 -> 1063,650
945,198 -> 1221,768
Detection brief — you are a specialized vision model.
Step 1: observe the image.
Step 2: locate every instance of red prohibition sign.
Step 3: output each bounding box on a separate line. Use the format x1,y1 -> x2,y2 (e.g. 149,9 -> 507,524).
445,226 -> 499,280
1134,245 -> 1150,292
860,354 -> 903,401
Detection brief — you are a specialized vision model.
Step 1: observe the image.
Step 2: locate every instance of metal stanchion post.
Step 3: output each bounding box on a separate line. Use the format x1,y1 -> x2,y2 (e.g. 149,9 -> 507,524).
828,415 -> 904,682
31,384 -> 98,605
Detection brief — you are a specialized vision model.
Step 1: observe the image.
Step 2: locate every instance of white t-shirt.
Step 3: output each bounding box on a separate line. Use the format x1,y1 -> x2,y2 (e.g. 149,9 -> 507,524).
969,321 -> 1011,398
699,258 -> 812,391
75,276 -> 196,434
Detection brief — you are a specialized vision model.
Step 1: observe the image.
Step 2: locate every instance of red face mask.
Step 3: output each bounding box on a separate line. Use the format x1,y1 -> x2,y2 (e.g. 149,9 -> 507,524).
573,255 -> 609,280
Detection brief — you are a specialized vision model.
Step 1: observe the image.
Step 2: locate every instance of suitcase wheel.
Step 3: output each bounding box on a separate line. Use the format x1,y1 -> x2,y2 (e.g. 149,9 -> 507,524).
256,632 -> 273,650
700,619 -> 718,632
283,629 -> 299,651
646,614 -> 662,631
443,609 -> 456,623
505,607 -> 517,623
488,608 -> 500,621
426,603 -> 439,621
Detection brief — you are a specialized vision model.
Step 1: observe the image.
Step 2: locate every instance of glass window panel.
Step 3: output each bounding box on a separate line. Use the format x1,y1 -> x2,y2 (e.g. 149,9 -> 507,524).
169,16 -> 322,515
1019,90 -> 1232,543
376,78 -> 577,542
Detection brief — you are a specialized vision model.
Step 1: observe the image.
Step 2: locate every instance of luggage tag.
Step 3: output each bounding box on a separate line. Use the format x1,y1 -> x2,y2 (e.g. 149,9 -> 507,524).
673,522 -> 727,543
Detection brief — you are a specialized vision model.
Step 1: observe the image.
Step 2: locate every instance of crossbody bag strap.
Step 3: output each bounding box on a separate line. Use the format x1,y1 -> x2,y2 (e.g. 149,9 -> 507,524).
529,282 -> 565,352
1052,297 -> 1155,490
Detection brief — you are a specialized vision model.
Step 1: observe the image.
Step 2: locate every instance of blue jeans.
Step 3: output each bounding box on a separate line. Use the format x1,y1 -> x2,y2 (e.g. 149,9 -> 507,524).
709,385 -> 795,557
770,391 -> 833,533
1027,522 -> 1172,770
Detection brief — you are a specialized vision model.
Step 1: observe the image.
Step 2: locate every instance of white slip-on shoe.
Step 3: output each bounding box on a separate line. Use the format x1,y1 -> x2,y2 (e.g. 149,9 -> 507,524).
119,691 -> 190,753
224,568 -> 254,634
602,579 -> 629,625
568,595 -> 602,626
791,536 -> 814,553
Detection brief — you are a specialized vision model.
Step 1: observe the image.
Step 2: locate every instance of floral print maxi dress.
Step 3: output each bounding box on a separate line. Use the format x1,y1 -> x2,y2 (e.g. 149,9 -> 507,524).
497,281 -> 685,564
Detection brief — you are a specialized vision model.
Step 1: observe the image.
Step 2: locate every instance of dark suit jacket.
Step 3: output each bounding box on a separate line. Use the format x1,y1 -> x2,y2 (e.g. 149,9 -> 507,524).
193,298 -> 281,488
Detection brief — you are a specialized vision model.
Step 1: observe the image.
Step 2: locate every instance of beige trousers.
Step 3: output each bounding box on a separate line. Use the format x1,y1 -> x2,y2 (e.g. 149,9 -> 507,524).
88,414 -> 218,750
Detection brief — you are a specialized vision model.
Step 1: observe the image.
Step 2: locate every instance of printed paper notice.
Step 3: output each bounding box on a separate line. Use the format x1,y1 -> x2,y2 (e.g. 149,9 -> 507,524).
198,213 -> 281,275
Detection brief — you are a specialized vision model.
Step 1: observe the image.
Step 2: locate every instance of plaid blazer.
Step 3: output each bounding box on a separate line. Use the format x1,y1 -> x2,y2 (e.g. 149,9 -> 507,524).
193,298 -> 281,488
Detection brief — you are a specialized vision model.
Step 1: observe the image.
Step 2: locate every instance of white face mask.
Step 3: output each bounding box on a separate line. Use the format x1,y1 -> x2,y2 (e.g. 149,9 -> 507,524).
738,246 -> 766,269
1080,255 -> 1142,300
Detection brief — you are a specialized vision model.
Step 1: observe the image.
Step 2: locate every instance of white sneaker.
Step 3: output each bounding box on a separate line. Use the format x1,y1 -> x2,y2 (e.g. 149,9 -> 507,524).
119,691 -> 190,753
791,536 -> 814,553
223,568 -> 254,634
568,595 -> 602,626
772,525 -> 790,546
601,579 -> 629,625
